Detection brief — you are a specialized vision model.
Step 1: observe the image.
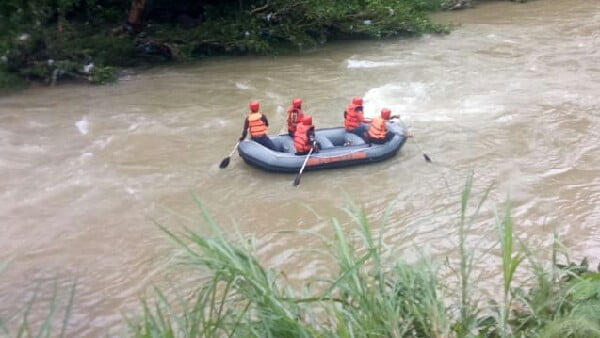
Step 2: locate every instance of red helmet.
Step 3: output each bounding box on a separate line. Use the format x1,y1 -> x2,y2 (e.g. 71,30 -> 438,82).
381,108 -> 391,120
292,98 -> 302,108
352,97 -> 363,106
302,115 -> 312,125
249,100 -> 260,112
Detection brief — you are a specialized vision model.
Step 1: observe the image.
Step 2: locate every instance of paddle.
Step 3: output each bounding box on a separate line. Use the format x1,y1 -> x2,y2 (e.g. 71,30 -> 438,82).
219,142 -> 240,169
293,142 -> 316,186
411,135 -> 431,163
391,117 -> 431,163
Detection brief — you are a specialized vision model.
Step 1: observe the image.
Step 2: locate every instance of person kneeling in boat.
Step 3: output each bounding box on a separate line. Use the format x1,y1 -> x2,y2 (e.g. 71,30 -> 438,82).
239,100 -> 277,150
287,98 -> 304,137
366,108 -> 399,145
294,115 -> 319,155
344,96 -> 370,138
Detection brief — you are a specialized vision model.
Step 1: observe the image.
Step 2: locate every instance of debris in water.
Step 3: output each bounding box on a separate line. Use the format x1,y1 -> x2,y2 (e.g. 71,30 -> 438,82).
76,118 -> 89,135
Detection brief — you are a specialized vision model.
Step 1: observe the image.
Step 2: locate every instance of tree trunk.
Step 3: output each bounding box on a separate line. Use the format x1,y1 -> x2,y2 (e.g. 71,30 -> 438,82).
127,0 -> 146,33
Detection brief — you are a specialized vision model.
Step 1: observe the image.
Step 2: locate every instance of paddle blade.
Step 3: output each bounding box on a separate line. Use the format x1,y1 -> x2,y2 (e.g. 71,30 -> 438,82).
293,174 -> 301,186
219,157 -> 231,169
423,153 -> 432,163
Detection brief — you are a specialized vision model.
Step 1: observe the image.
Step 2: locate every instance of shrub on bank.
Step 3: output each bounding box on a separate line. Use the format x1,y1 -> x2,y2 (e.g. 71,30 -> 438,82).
0,0 -> 449,89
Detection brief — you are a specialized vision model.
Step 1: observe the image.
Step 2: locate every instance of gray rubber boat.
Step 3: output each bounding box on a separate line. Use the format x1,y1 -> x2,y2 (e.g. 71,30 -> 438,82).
238,122 -> 408,172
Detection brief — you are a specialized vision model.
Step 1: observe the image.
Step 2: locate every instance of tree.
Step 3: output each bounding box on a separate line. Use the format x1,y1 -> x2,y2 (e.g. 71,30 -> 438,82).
127,0 -> 146,32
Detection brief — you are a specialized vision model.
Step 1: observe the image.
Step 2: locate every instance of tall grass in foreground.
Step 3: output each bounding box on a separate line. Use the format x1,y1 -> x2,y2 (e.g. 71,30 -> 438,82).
129,196 -> 451,337
0,261 -> 76,338
3,177 -> 600,337
130,176 -> 600,337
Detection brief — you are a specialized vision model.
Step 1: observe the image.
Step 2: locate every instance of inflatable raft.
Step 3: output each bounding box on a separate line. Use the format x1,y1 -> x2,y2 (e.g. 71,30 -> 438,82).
238,122 -> 408,172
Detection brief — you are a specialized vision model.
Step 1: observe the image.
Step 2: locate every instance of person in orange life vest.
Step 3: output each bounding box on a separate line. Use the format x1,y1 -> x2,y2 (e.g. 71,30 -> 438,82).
344,96 -> 371,138
294,115 -> 318,155
239,100 -> 277,150
366,108 -> 400,144
287,98 -> 305,137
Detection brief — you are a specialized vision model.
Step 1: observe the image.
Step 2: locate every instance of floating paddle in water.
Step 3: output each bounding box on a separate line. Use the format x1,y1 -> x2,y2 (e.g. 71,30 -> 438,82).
293,142 -> 316,186
219,142 -> 240,169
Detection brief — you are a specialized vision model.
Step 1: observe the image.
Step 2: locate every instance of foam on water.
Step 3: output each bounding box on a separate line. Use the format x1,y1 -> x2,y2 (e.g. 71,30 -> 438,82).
235,82 -> 252,90
347,60 -> 399,69
495,114 -> 514,122
362,82 -> 432,119
200,118 -> 229,129
92,136 -> 114,150
76,118 -> 89,135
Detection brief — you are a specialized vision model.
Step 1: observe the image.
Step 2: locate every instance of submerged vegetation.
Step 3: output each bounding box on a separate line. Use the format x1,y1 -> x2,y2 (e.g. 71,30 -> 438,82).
2,176 -> 599,337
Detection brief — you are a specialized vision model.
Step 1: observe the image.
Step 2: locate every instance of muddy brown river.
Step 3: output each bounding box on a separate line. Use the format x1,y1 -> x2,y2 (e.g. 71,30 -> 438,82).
1,0 -> 599,335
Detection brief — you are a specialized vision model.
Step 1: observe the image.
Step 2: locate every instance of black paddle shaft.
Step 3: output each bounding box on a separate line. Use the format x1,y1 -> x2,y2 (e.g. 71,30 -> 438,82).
293,142 -> 316,186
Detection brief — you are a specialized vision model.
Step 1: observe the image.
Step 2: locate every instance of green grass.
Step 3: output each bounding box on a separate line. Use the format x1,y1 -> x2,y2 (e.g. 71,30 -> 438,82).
0,271 -> 76,338
2,175 -> 599,337
126,175 -> 600,337
0,0 -> 451,89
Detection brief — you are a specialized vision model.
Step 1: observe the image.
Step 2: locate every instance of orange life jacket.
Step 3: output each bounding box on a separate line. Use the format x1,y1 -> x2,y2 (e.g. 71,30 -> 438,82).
287,107 -> 304,133
367,116 -> 387,140
344,104 -> 363,131
294,123 -> 314,153
248,112 -> 267,137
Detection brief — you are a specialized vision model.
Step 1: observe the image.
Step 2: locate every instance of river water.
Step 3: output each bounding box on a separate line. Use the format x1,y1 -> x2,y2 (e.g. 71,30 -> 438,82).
1,0 -> 599,335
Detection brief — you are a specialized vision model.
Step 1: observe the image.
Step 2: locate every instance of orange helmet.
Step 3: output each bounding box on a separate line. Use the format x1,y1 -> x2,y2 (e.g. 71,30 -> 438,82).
249,100 -> 260,112
292,98 -> 302,108
381,108 -> 391,120
352,97 -> 363,106
302,115 -> 312,125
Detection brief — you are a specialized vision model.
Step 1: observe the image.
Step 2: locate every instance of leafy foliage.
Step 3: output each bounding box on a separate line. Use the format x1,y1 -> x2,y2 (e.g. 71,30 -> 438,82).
0,0 -> 449,88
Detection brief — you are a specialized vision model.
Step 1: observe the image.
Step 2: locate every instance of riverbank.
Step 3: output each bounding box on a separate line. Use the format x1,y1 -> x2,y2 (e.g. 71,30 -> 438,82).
0,0 -> 532,92
0,0 -> 449,91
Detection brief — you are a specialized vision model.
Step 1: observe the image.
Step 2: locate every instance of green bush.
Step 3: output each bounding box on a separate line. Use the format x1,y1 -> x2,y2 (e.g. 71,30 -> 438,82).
0,0 -> 451,89
90,66 -> 117,84
0,66 -> 26,91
